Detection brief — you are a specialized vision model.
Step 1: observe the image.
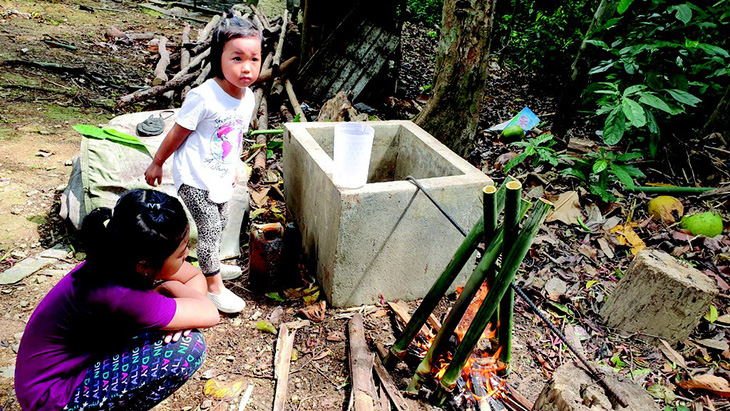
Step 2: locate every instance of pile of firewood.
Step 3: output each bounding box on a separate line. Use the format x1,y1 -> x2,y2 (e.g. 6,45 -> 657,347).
114,5 -> 304,128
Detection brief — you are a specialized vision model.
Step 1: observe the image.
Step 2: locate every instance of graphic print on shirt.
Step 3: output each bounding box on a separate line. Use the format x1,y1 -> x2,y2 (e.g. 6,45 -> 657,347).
207,116 -> 245,172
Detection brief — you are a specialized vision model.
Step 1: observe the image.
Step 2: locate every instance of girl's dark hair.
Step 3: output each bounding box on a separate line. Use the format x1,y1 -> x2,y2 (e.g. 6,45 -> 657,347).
76,189 -> 189,289
209,16 -> 263,80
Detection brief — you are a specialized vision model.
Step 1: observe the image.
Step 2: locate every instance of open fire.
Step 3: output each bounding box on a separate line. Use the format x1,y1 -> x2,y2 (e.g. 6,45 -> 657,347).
404,284 -> 528,411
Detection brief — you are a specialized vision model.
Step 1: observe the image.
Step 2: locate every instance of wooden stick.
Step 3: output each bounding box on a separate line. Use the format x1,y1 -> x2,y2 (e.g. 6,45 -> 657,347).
273,324 -> 296,411
191,39 -> 211,56
372,357 -> 409,411
253,95 -> 269,180
280,104 -> 294,122
237,383 -> 254,411
171,48 -> 210,82
116,73 -> 197,108
180,24 -> 191,70
271,10 -> 288,72
349,314 -> 376,411
284,79 -> 306,122
249,4 -> 271,30
255,56 -> 297,84
153,36 -> 170,85
387,301 -> 432,338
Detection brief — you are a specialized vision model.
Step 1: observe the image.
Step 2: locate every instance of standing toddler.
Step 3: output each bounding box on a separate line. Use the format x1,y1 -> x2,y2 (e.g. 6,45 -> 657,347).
146,17 -> 262,313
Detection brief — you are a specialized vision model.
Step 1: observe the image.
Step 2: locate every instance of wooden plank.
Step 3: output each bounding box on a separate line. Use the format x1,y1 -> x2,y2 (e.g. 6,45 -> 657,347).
273,324 -> 296,411
351,34 -> 400,99
326,24 -> 385,98
305,19 -> 374,100
387,301 -> 432,338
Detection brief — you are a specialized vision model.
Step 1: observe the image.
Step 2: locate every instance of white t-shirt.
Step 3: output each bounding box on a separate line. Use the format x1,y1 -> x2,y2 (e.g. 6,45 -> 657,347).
173,79 -> 255,203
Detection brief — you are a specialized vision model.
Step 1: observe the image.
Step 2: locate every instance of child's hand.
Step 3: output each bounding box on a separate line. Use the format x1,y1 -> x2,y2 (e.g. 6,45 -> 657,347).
145,162 -> 163,187
163,328 -> 191,344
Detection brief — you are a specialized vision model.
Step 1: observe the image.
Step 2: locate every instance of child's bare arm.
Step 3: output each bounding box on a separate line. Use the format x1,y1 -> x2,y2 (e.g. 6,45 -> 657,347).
158,280 -> 219,330
145,124 -> 193,186
161,261 -> 207,295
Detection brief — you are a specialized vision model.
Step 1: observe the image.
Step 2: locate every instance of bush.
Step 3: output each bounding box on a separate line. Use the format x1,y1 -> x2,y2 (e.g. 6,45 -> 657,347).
406,0 -> 443,27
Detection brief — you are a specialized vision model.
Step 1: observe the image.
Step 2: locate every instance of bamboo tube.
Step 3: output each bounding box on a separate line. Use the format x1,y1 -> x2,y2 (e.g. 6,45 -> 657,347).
407,193 -> 529,394
498,180 -> 522,374
384,184 -> 508,368
431,199 -> 553,406
485,185 -> 499,335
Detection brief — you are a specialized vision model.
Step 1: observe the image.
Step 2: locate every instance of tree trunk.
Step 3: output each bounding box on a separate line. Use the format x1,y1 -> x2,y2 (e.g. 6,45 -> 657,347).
414,0 -> 498,157
552,0 -> 618,141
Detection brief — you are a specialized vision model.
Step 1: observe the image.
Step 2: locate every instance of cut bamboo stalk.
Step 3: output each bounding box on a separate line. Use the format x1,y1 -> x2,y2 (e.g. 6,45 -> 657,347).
498,180 -> 522,374
349,314 -> 376,411
432,199 -> 553,406
273,324 -> 296,411
153,36 -> 170,85
384,183 -> 510,369
485,184 -> 499,335
408,194 -> 529,394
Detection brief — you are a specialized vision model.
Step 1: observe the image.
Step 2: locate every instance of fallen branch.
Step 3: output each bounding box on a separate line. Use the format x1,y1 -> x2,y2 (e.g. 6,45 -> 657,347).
249,4 -> 272,30
138,3 -> 208,23
180,24 -> 191,70
198,14 -> 221,43
273,324 -> 296,411
349,314 -> 376,411
116,73 -> 197,108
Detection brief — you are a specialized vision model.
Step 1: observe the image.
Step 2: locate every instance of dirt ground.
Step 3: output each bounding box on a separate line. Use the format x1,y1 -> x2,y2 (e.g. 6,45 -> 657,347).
1,1 -> 729,411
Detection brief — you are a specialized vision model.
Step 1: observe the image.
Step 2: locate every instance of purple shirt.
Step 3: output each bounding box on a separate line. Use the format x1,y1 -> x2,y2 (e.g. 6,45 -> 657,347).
15,263 -> 177,411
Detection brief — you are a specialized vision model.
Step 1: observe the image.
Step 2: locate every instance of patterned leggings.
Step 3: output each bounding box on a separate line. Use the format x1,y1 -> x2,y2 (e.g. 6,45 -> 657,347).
64,331 -> 206,411
178,184 -> 229,276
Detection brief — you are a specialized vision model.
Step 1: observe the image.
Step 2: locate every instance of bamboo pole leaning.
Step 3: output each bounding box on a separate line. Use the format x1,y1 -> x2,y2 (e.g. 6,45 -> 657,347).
485,185 -> 499,335
498,180 -> 522,375
407,190 -> 529,394
431,199 -> 553,406
383,183 -> 509,369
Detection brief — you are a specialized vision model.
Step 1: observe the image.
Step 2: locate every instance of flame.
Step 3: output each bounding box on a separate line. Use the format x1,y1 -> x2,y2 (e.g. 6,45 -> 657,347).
414,281 -> 507,402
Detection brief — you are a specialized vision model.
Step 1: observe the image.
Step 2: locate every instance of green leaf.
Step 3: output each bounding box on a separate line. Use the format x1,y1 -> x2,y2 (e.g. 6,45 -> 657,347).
610,163 -> 636,189
267,139 -> 283,149
617,0 -> 634,14
666,89 -> 701,106
603,107 -> 626,145
620,165 -> 646,178
638,93 -> 674,114
266,149 -> 274,159
562,168 -> 587,181
674,4 -> 692,24
705,304 -> 718,322
593,160 -> 608,174
265,292 -> 285,302
622,98 -> 646,128
504,151 -> 530,173
616,152 -> 643,161
250,208 -> 266,220
585,39 -> 609,49
645,110 -> 660,134
610,352 -> 626,369
623,85 -> 645,96
255,320 -> 278,334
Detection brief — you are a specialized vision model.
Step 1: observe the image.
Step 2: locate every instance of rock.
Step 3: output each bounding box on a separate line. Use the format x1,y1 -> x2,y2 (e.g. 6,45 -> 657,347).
14,332 -> 23,341
0,366 -> 15,378
601,250 -> 718,344
533,362 -> 658,410
544,278 -> 567,301
0,256 -> 55,285
201,399 -> 213,409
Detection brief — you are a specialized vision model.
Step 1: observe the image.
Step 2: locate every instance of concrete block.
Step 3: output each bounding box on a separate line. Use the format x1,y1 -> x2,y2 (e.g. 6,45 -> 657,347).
601,249 -> 718,344
0,256 -> 54,285
283,121 -> 491,307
